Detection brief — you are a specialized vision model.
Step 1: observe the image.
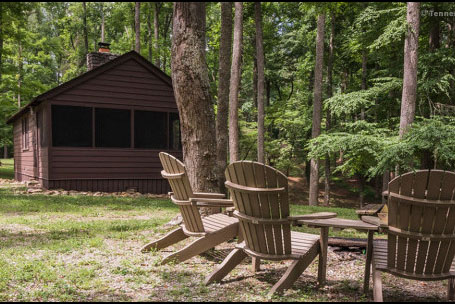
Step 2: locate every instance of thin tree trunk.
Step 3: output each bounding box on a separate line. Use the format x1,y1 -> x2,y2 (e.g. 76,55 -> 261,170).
216,2 -> 232,193
154,2 -> 161,68
83,2 -> 88,54
360,50 -> 367,120
229,2 -> 243,163
171,3 -> 219,206
147,3 -> 152,61
399,2 -> 420,139
17,41 -> 22,108
255,2 -> 265,164
135,2 -> 141,53
3,146 -> 7,159
309,14 -> 325,206
324,13 -> 334,206
0,2 -> 3,83
101,3 -> 105,42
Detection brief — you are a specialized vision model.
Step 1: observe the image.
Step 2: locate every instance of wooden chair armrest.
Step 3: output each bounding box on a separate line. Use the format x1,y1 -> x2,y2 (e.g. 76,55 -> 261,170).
226,207 -> 235,217
189,197 -> 234,208
289,212 -> 337,225
192,192 -> 226,199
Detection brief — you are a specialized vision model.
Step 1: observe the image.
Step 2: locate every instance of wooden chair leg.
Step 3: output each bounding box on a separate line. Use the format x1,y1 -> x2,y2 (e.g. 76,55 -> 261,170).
448,277 -> 455,301
205,248 -> 247,285
372,261 -> 383,302
161,224 -> 238,265
363,230 -> 374,294
318,227 -> 329,285
141,227 -> 187,252
252,257 -> 260,272
269,253 -> 316,297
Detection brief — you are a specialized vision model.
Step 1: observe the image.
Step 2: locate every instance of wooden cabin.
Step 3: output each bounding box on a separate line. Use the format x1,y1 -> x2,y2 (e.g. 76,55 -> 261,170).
6,47 -> 182,194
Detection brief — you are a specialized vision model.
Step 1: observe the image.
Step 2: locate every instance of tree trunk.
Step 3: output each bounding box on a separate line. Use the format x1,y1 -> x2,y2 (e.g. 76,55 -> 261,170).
309,14 -> 325,206
229,2 -> 243,163
147,3 -> 152,61
83,2 -> 88,54
18,41 -> 22,108
324,13 -> 334,206
0,2 -> 3,82
215,2 -> 232,193
360,50 -> 367,120
101,4 -> 105,43
399,2 -> 420,139
3,146 -> 7,159
154,3 -> 161,68
135,2 -> 141,53
255,2 -> 265,164
171,3 -> 219,207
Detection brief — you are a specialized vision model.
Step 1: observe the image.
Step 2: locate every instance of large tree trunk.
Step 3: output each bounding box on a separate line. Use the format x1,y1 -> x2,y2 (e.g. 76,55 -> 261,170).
215,2 -> 232,192
309,14 -> 325,206
154,3 -> 161,68
255,2 -> 265,164
399,2 -> 420,139
324,14 -> 334,206
171,3 -> 218,202
229,2 -> 243,163
135,2 -> 141,53
83,2 -> 88,54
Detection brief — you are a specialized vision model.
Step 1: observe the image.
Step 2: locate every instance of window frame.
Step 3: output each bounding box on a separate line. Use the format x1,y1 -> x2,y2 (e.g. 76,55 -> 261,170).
22,116 -> 29,151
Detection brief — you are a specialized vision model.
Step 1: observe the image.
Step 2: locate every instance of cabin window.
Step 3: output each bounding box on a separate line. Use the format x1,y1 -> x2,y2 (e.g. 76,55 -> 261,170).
134,110 -> 167,149
95,108 -> 131,148
169,112 -> 181,150
52,105 -> 92,147
21,117 -> 29,150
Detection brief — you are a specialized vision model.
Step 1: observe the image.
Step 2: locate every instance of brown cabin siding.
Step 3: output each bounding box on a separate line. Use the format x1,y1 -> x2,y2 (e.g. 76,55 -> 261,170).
44,56 -> 180,194
13,103 -> 50,183
10,52 -> 182,194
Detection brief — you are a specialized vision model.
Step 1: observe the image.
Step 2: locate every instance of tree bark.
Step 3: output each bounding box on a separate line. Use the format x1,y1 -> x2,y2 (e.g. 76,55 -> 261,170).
171,2 -> 218,200
135,2 -> 141,53
324,13 -> 334,206
399,2 -> 420,139
255,2 -> 265,164
309,14 -> 325,206
215,2 -> 232,193
83,2 -> 88,54
3,146 -> 7,159
154,2 -> 161,68
360,50 -> 367,120
229,2 -> 243,163
147,3 -> 152,61
100,3 -> 105,42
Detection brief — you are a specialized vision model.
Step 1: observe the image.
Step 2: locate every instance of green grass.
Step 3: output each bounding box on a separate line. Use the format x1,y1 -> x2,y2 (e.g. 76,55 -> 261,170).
0,178 -> 444,301
0,158 -> 14,180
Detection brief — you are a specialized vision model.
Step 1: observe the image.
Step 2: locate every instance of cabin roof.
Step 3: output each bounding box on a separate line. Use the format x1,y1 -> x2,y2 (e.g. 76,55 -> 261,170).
7,51 -> 173,124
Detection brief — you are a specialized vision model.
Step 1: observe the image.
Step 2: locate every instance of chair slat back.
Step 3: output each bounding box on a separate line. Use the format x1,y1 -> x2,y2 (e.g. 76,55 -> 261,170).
387,170 -> 455,277
159,152 -> 205,233
225,161 -> 291,257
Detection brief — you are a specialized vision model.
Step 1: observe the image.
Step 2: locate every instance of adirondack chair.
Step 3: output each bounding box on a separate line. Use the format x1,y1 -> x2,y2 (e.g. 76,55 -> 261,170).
370,170 -> 455,301
205,161 -> 337,296
141,152 -> 238,265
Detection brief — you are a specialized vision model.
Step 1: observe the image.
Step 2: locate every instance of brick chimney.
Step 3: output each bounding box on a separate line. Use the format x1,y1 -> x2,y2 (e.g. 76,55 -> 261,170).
86,42 -> 120,71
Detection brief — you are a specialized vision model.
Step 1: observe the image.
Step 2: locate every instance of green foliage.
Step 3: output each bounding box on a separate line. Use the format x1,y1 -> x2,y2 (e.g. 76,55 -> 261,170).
372,117 -> 455,175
